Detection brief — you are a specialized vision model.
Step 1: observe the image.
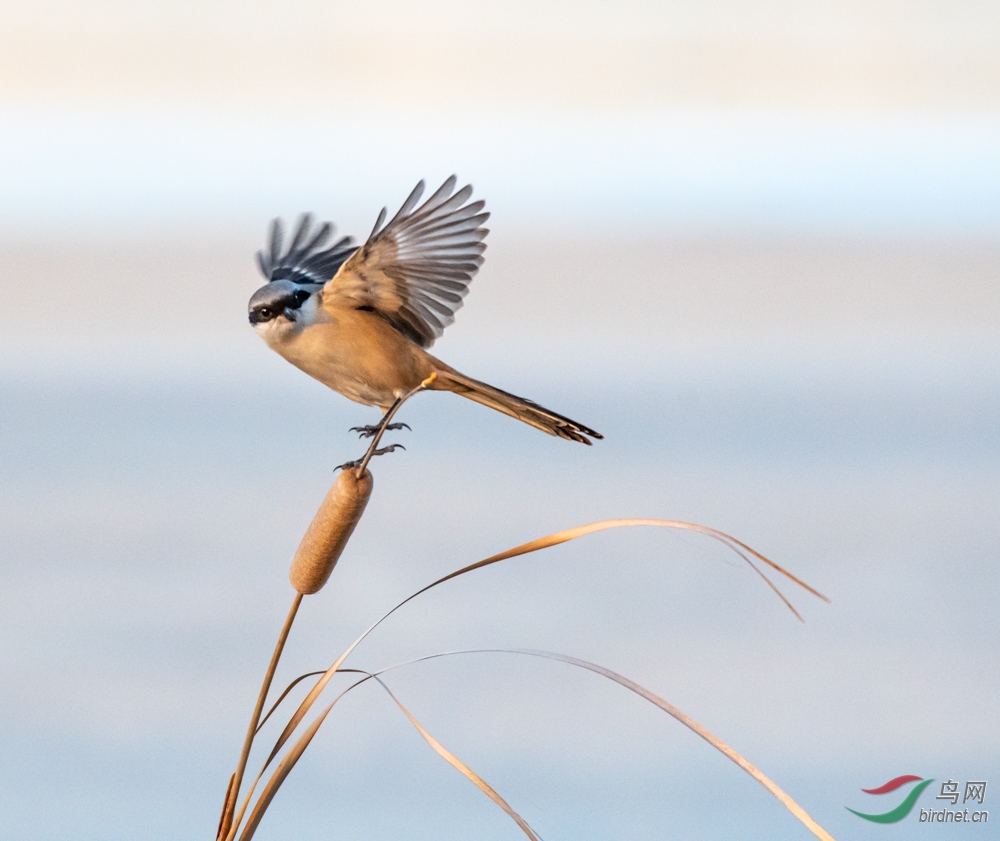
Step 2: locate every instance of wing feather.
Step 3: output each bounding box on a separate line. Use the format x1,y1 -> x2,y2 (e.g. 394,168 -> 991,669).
256,215 -> 356,286
323,176 -> 490,347
409,200 -> 485,231
409,176 -> 458,218
286,214 -> 311,255
383,180 -> 426,230
268,219 -> 284,267
300,221 -> 333,254
414,218 -> 490,238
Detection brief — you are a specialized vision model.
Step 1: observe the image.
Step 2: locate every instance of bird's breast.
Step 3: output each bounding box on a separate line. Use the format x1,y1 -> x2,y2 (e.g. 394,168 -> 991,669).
263,308 -> 432,407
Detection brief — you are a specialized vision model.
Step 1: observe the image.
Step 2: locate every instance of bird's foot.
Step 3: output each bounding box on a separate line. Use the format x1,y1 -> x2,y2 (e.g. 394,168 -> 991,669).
350,422 -> 411,439
336,444 -> 406,472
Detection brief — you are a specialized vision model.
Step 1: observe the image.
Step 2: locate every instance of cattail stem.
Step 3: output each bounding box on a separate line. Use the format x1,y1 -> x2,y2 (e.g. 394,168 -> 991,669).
216,373 -> 428,838
218,593 -> 302,841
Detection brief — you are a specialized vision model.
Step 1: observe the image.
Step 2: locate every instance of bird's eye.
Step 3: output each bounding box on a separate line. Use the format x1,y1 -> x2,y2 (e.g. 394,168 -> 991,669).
258,307 -> 272,320
293,290 -> 310,306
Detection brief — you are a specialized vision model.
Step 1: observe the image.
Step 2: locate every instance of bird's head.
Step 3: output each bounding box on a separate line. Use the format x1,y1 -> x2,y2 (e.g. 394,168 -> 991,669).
249,213 -> 357,344
248,279 -> 320,341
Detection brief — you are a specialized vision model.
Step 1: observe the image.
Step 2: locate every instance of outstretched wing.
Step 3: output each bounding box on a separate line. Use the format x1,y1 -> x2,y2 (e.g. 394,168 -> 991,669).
257,214 -> 357,286
322,176 -> 489,347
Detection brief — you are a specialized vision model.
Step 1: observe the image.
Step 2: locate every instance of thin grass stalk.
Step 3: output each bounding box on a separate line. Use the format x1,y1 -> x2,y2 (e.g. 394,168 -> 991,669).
215,775 -> 237,841
238,646 -> 836,841
217,593 -> 302,841
256,671 -> 327,734
236,701 -> 337,841
232,669 -> 399,841
365,649 -> 836,841
256,667 -> 388,734
262,518 -> 825,780
369,675 -> 542,841
239,665 -> 541,841
234,676 -> 372,841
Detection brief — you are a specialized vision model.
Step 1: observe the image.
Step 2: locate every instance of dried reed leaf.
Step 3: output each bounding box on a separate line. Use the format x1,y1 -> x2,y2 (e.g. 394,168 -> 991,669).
216,774 -> 236,841
256,668 -> 377,735
426,519 -> 828,619
236,701 -> 336,841
235,666 -> 541,841
254,517 -> 825,833
234,676 -> 372,841
226,675 -> 368,841
250,649 -> 836,840
370,676 -> 542,841
369,649 -> 836,841
256,671 -> 326,735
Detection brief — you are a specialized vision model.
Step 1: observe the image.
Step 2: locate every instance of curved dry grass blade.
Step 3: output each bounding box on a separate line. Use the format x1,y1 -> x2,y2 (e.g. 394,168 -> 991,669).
370,649 -> 835,841
237,665 -> 541,841
426,519 -> 827,612
256,671 -> 327,735
257,669 -> 379,735
237,701 -> 335,841
512,649 -> 835,841
369,675 -> 541,841
262,519 -> 825,801
233,676 -> 373,841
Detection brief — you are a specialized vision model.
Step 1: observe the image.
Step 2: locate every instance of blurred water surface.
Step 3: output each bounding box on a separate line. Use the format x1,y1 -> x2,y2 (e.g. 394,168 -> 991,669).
1,233 -> 998,839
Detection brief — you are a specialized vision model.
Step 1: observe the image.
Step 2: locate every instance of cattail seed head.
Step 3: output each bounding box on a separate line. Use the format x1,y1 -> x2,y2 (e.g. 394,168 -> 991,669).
289,468 -> 373,595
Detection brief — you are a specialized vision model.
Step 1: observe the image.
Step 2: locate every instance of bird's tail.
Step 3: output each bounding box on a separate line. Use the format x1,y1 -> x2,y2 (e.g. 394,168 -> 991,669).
431,368 -> 602,444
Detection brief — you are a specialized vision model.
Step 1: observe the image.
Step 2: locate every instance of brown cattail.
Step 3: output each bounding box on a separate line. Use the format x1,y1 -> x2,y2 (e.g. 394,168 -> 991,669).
289,468 -> 373,594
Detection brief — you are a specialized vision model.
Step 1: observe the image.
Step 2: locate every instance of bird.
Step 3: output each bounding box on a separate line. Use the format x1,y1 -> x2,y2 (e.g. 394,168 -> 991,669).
248,176 -> 602,451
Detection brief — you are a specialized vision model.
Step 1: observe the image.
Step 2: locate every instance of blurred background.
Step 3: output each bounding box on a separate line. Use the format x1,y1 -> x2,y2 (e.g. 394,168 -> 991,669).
1,2 -> 998,839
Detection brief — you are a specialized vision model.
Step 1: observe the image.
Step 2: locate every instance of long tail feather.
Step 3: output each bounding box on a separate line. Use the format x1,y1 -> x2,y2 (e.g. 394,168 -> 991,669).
433,369 -> 602,444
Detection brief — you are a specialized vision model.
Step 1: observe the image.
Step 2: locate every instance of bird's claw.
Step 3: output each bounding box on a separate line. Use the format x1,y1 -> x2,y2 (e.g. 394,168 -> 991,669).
371,443 -> 405,457
336,444 -> 405,472
350,422 -> 412,439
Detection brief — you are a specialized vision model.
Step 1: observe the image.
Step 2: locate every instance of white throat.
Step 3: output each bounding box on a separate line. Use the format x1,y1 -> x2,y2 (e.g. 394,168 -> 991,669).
254,292 -> 321,349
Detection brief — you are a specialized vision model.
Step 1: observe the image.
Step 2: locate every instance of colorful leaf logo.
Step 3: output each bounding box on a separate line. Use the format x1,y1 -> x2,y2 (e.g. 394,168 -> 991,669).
847,775 -> 934,823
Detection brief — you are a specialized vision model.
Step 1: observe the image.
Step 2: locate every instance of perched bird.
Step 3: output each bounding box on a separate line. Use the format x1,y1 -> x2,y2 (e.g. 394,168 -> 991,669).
248,176 -> 602,446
